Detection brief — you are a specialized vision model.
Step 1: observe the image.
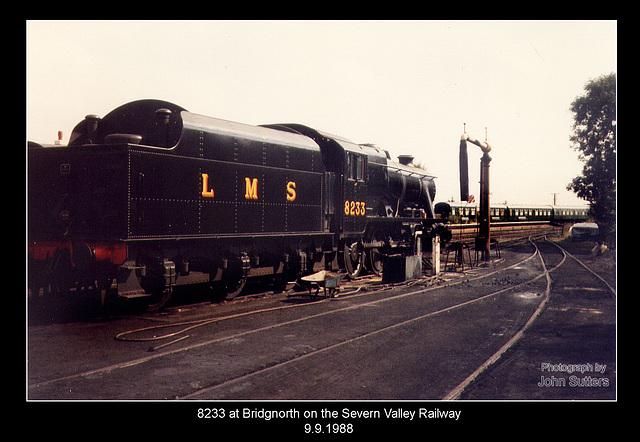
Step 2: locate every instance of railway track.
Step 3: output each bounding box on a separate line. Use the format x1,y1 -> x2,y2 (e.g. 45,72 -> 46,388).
28,236 -> 614,400
448,221 -> 563,244
457,237 -> 615,400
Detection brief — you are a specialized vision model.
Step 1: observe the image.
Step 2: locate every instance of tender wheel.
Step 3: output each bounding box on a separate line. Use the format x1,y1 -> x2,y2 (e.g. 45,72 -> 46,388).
141,261 -> 174,312
344,241 -> 364,278
48,248 -> 76,297
146,287 -> 173,312
96,277 -> 116,310
77,275 -> 117,312
213,253 -> 248,300
221,276 -> 246,300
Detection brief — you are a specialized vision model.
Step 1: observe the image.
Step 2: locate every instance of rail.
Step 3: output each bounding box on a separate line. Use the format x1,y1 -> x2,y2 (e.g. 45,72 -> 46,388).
448,221 -> 563,244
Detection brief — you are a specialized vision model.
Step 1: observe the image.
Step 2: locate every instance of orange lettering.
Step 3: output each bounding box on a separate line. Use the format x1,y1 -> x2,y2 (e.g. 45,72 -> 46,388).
201,173 -> 214,197
286,181 -> 296,201
245,177 -> 258,199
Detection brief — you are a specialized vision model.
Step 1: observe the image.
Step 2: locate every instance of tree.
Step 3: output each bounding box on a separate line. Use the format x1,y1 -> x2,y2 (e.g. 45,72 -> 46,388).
567,73 -> 616,244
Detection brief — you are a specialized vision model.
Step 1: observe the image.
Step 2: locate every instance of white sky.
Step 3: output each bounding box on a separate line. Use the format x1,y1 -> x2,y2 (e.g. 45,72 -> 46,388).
27,20 -> 616,206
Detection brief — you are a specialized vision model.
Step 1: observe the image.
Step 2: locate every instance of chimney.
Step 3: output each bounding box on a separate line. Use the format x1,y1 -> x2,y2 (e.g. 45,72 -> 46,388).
397,155 -> 414,166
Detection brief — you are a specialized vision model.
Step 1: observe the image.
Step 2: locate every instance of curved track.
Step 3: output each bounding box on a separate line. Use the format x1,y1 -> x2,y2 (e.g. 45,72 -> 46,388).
457,237 -> 615,400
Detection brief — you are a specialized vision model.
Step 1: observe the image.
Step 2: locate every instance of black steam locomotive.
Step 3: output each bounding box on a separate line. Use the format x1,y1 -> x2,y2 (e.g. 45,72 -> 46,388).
28,100 -> 445,310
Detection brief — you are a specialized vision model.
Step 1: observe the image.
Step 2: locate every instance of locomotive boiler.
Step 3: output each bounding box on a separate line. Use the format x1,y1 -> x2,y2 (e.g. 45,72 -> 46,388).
28,100 -> 444,310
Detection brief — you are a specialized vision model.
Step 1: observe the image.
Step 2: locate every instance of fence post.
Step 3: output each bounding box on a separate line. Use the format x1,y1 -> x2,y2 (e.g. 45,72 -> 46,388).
432,235 -> 440,276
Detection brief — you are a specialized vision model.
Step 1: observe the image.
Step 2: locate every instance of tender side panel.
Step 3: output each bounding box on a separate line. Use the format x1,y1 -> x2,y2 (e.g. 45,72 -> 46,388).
127,149 -> 324,238
28,147 -> 128,241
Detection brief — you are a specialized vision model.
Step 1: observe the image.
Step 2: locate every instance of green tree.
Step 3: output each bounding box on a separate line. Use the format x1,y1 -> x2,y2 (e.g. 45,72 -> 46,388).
567,73 -> 616,244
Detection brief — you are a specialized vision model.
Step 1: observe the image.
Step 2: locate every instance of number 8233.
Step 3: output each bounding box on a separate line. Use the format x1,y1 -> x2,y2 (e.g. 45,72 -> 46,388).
344,200 -> 366,217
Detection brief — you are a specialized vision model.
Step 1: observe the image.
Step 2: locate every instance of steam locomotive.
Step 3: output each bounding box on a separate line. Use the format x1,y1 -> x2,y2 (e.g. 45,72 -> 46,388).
28,100 -> 445,310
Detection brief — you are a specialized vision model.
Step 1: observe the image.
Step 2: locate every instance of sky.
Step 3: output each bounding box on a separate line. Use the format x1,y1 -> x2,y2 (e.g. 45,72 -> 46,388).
26,20 -> 616,206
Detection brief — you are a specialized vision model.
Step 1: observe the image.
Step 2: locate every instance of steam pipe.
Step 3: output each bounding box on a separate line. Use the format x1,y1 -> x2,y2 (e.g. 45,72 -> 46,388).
459,138 -> 469,202
459,126 -> 491,203
460,132 -> 492,154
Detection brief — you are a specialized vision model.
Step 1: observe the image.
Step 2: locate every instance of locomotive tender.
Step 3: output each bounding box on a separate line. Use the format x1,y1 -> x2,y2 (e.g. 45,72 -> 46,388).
28,100 -> 444,310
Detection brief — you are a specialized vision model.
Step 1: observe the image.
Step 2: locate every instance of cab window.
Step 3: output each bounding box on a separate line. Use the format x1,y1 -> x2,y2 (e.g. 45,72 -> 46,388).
347,153 -> 366,181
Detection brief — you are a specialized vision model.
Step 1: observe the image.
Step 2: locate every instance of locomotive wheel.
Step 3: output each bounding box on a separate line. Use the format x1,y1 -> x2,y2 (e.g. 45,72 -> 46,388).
367,229 -> 385,276
343,241 -> 364,279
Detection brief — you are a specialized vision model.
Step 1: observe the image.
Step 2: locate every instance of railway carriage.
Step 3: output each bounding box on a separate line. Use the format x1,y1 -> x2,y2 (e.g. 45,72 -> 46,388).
490,203 -> 508,222
447,201 -> 477,223
28,100 -> 443,310
442,201 -> 589,224
507,204 -> 553,222
553,206 -> 589,222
